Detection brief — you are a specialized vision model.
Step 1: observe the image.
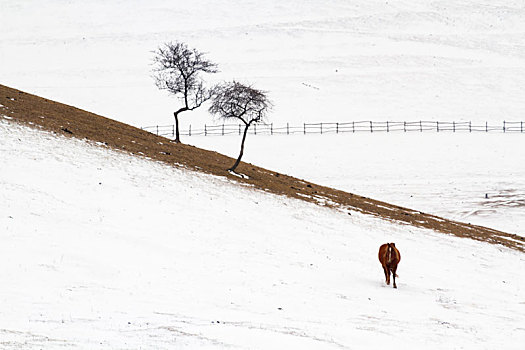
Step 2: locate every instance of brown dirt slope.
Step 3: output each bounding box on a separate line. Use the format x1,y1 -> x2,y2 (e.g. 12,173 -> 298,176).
1,83 -> 524,252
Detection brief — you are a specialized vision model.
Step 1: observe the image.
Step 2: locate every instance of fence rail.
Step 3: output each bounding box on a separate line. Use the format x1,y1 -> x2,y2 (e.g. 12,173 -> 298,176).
141,121 -> 525,138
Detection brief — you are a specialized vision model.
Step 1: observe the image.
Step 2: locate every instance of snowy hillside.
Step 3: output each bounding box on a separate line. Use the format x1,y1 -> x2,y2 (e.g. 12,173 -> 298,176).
1,120 -> 524,348
2,0 -> 523,241
2,0 -> 525,126
2,0 -> 524,239
189,132 -> 525,236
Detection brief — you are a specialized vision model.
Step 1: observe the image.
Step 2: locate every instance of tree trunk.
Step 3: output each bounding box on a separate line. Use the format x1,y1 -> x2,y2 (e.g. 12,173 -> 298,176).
173,111 -> 180,143
173,109 -> 186,143
229,123 -> 250,172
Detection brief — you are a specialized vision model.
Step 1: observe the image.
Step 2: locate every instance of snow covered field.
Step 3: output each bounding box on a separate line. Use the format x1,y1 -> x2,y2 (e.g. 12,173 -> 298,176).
1,0 -> 524,239
188,132 -> 525,236
2,2 -> 525,345
1,120 -> 525,349
2,0 -> 525,127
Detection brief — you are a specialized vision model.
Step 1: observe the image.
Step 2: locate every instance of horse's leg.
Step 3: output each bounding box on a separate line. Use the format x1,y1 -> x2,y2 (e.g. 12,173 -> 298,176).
391,265 -> 397,289
383,265 -> 390,285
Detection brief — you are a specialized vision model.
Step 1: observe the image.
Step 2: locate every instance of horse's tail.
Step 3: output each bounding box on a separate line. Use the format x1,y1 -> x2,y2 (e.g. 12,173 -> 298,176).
389,243 -> 400,278
390,243 -> 401,262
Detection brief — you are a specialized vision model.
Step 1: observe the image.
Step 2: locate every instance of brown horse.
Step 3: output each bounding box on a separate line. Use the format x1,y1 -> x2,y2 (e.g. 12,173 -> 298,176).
378,243 -> 401,288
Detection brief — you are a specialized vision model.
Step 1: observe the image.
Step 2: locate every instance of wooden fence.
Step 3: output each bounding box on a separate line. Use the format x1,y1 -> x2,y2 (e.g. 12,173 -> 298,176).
141,121 -> 525,138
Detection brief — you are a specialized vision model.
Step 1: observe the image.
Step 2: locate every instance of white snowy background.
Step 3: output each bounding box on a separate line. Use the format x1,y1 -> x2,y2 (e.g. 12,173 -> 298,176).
1,120 -> 524,348
1,0 -> 524,236
2,0 -> 525,126
1,0 -> 525,347
188,133 -> 525,236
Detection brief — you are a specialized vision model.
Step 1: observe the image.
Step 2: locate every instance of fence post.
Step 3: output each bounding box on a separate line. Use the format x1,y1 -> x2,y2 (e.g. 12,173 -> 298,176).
287,123 -> 289,135
205,124 -> 207,136
503,120 -> 506,133
222,124 -> 224,136
336,122 -> 339,134
453,121 -> 455,132
239,124 -> 241,135
304,123 -> 306,135
370,121 -> 373,133
254,123 -> 257,135
469,121 -> 472,132
386,121 -> 389,132
271,123 -> 273,135
420,120 -> 422,132
172,124 -> 174,137
486,121 -> 488,132
404,121 -> 406,132
352,121 -> 355,133
321,123 -> 323,134
521,121 -> 523,133
189,124 -> 192,136
437,121 -> 439,132
156,125 -> 159,136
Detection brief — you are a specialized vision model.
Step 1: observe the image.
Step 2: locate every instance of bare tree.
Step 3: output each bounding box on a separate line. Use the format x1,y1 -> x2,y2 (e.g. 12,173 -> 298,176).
209,81 -> 272,172
152,42 -> 218,143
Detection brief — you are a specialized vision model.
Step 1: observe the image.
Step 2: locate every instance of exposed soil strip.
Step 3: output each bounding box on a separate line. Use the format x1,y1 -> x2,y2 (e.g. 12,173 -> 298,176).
2,84 -> 523,252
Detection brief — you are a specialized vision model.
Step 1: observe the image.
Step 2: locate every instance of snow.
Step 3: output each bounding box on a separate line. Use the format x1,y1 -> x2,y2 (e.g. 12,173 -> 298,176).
1,2 -> 525,346
2,0 -> 525,127
1,0 -> 524,234
1,120 -> 525,348
189,132 -> 525,236
1,0 -> 523,237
